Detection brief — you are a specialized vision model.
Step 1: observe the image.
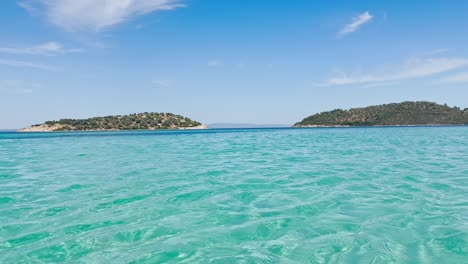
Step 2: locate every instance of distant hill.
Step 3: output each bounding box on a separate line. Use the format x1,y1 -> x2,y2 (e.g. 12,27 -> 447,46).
294,101 -> 468,127
208,123 -> 290,129
20,112 -> 206,132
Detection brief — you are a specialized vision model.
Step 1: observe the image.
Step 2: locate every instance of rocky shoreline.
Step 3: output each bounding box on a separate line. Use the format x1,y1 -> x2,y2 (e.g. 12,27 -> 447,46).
18,124 -> 208,132
293,124 -> 467,128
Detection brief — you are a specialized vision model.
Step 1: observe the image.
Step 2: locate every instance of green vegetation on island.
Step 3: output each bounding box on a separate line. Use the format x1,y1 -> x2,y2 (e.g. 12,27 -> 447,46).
294,101 -> 468,127
22,112 -> 205,132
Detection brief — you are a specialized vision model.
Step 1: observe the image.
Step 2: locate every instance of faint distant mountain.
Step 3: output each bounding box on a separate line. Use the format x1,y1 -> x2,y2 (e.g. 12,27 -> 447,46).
208,123 -> 290,129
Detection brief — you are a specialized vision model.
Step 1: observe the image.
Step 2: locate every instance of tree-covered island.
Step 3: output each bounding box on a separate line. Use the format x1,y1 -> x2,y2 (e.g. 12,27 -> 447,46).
294,101 -> 468,127
20,112 -> 207,132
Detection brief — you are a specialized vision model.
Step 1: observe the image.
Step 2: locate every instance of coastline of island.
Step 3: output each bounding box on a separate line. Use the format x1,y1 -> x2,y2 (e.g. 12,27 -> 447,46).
293,124 -> 467,128
18,125 -> 209,132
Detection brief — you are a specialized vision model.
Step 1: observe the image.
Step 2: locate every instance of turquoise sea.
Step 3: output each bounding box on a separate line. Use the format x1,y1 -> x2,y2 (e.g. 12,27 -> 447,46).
1,127 -> 467,263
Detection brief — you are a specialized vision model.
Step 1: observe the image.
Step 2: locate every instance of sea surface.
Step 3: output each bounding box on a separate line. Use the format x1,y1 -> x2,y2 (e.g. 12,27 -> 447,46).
1,127 -> 467,263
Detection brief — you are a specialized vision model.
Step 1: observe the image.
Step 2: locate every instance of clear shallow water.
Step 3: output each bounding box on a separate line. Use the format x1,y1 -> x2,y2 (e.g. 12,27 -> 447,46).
1,127 -> 467,263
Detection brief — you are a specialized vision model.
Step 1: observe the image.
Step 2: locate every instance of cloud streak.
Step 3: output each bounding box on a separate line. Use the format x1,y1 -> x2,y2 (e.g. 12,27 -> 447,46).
19,0 -> 185,31
0,80 -> 37,94
0,42 -> 82,55
338,11 -> 373,37
0,59 -> 57,71
152,79 -> 174,88
208,60 -> 222,67
438,72 -> 468,84
326,57 -> 468,86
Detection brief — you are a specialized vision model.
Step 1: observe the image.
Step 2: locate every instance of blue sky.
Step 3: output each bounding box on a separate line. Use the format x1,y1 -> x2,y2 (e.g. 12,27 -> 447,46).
1,0 -> 468,128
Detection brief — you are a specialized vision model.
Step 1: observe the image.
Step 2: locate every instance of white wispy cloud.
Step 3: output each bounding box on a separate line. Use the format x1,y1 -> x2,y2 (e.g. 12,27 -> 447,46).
326,57 -> 468,86
0,80 -> 39,94
18,0 -> 185,31
438,72 -> 468,84
17,1 -> 37,15
0,42 -> 82,56
0,59 -> 57,71
152,79 -> 174,88
338,11 -> 373,37
208,60 -> 222,67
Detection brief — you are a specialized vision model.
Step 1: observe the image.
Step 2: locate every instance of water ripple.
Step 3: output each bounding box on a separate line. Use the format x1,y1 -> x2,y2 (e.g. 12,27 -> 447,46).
0,127 -> 467,263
